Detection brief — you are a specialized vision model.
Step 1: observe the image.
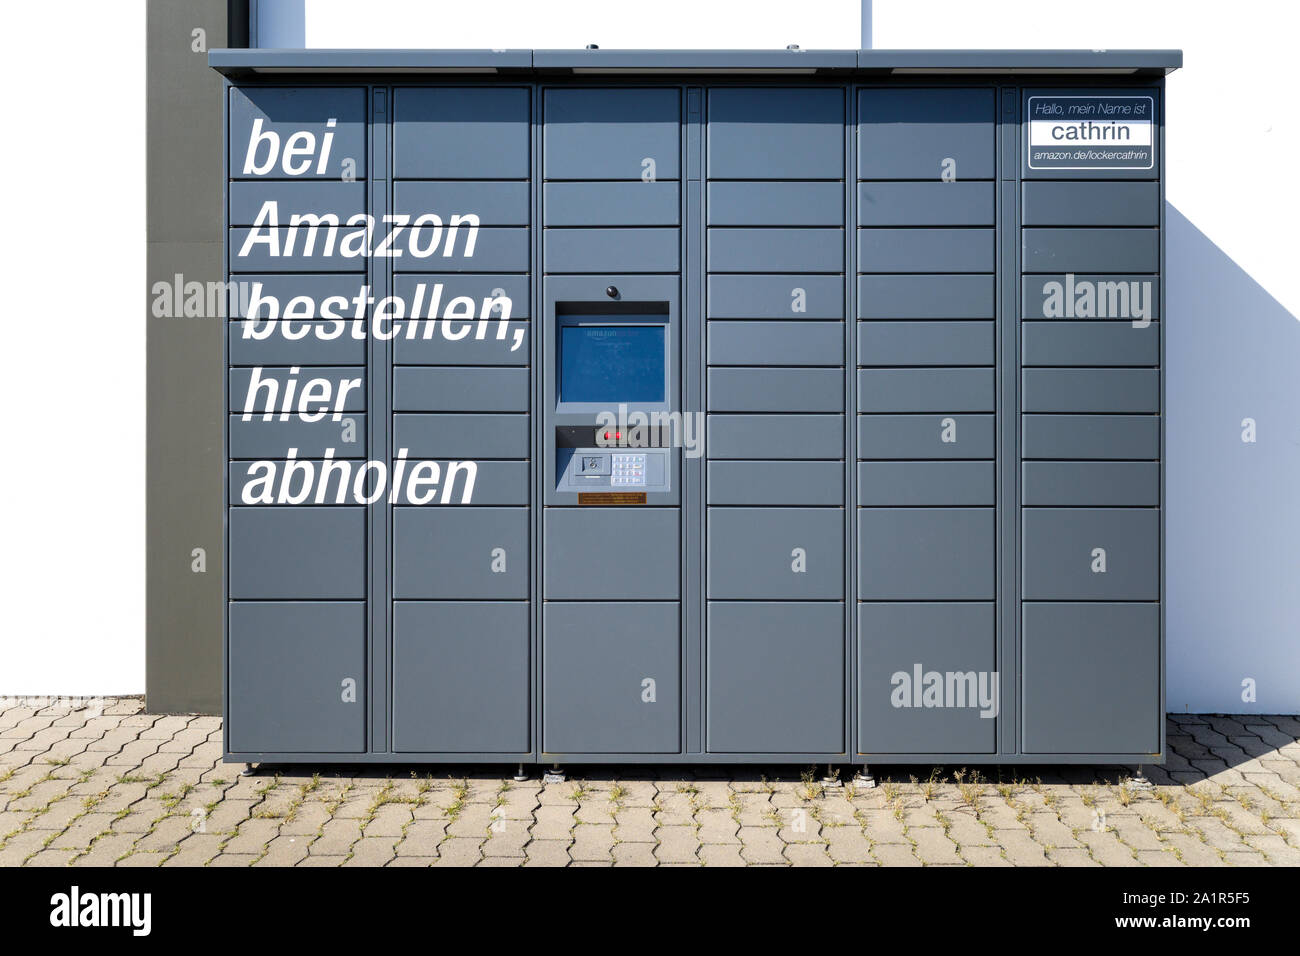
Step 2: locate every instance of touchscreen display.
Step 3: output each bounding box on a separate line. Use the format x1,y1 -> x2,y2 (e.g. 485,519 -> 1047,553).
559,326 -> 665,403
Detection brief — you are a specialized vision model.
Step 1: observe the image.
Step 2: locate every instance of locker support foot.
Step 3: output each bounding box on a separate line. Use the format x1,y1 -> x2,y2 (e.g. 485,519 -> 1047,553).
512,763 -> 529,782
821,764 -> 843,788
1129,766 -> 1154,792
240,763 -> 258,777
852,765 -> 877,790
542,764 -> 566,785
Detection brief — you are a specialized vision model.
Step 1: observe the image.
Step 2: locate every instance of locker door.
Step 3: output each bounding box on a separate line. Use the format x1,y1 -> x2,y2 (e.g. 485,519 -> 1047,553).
544,88 -> 680,180
707,603 -> 844,754
543,603 -> 681,754
393,508 -> 529,600
227,603 -> 366,754
858,603 -> 996,754
1018,88 -> 1164,760
1022,603 -> 1160,754
392,603 -> 529,754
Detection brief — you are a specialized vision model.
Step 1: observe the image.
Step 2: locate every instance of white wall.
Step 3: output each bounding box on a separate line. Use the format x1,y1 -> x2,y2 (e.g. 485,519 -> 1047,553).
0,1 -> 146,695
256,0 -> 862,49
8,1 -> 1295,715
875,0 -> 1300,715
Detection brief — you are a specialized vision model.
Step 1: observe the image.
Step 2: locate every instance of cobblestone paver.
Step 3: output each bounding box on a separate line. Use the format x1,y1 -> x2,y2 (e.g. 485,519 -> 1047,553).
1,699 -> 1297,867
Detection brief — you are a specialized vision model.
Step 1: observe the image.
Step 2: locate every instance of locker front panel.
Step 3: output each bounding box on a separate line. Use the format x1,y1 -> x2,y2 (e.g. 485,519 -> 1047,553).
706,603 -> 845,754
543,603 -> 681,755
227,602 -> 367,754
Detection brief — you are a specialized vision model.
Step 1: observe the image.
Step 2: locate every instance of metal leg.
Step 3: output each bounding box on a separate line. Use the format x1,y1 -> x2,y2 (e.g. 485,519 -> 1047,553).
239,763 -> 257,777
542,764 -> 566,785
821,764 -> 844,788
1129,766 -> 1154,792
852,764 -> 877,789
512,763 -> 529,782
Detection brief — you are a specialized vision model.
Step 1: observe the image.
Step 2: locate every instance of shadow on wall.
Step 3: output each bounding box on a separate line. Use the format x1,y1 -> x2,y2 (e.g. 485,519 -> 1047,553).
1165,202 -> 1300,715
257,1 -> 306,47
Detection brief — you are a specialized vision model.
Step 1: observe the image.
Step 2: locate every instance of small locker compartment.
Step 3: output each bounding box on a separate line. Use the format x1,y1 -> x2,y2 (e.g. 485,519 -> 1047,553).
544,88 -> 680,180
228,507 -> 365,600
394,413 -> 530,460
857,414 -> 995,460
859,508 -> 995,600
1022,508 -> 1159,601
1021,414 -> 1159,460
545,228 -> 679,273
858,603 -> 997,755
709,414 -> 844,460
707,368 -> 843,413
706,603 -> 844,754
393,507 -> 529,600
388,461 -> 529,507
393,181 -> 530,225
1022,228 -> 1159,274
708,274 -> 844,319
708,507 -> 844,600
859,368 -> 995,414
543,509 -> 680,601
229,414 -> 367,460
708,181 -> 843,227
857,229 -> 994,274
857,182 -> 994,226
858,322 -> 994,367
229,86 -> 367,180
1021,181 -> 1159,227
707,88 -> 844,180
392,367 -> 530,412
1022,461 -> 1159,508
709,322 -> 843,367
1021,322 -> 1159,368
390,227 -> 530,274
1021,368 -> 1159,414
227,602 -> 367,754
229,367 -> 365,414
707,461 -> 843,507
708,228 -> 844,274
392,603 -> 529,754
393,87 -> 530,179
545,181 -> 680,227
543,602 -> 681,754
858,275 -> 994,319
229,180 -> 366,224
858,88 -> 996,180
1020,274 -> 1161,321
858,461 -> 994,508
228,321 -> 367,368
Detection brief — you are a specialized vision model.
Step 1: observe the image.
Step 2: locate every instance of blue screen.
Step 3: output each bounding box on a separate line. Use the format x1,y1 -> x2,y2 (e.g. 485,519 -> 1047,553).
560,326 -> 665,403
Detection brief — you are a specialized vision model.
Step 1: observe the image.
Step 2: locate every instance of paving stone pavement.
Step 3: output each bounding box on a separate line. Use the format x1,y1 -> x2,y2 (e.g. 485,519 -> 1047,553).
1,698 -> 1297,867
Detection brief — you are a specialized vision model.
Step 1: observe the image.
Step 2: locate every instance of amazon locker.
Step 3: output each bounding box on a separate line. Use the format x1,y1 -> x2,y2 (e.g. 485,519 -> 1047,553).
213,48 -> 1175,771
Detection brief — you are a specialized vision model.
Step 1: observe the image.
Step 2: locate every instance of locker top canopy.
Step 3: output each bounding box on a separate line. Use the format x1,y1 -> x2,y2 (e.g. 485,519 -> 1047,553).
209,48 -> 1181,78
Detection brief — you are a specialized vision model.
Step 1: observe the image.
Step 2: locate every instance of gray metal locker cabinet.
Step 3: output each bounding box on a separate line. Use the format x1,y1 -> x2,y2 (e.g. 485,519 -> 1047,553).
388,87 -> 534,758
541,87 -> 685,762
705,86 -> 848,759
1019,86 -> 1164,760
225,85 -> 371,759
212,48 -> 1176,771
856,86 -> 999,759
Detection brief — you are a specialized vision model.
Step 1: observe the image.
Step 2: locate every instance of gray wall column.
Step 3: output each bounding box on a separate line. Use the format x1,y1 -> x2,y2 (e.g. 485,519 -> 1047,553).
145,0 -> 231,713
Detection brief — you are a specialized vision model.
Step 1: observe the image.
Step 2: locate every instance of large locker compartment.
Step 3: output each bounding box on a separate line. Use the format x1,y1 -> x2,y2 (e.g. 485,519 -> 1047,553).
217,48 -> 1171,768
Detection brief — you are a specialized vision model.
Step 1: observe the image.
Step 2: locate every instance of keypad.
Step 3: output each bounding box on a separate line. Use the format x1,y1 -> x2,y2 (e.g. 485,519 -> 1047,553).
610,453 -> 646,486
